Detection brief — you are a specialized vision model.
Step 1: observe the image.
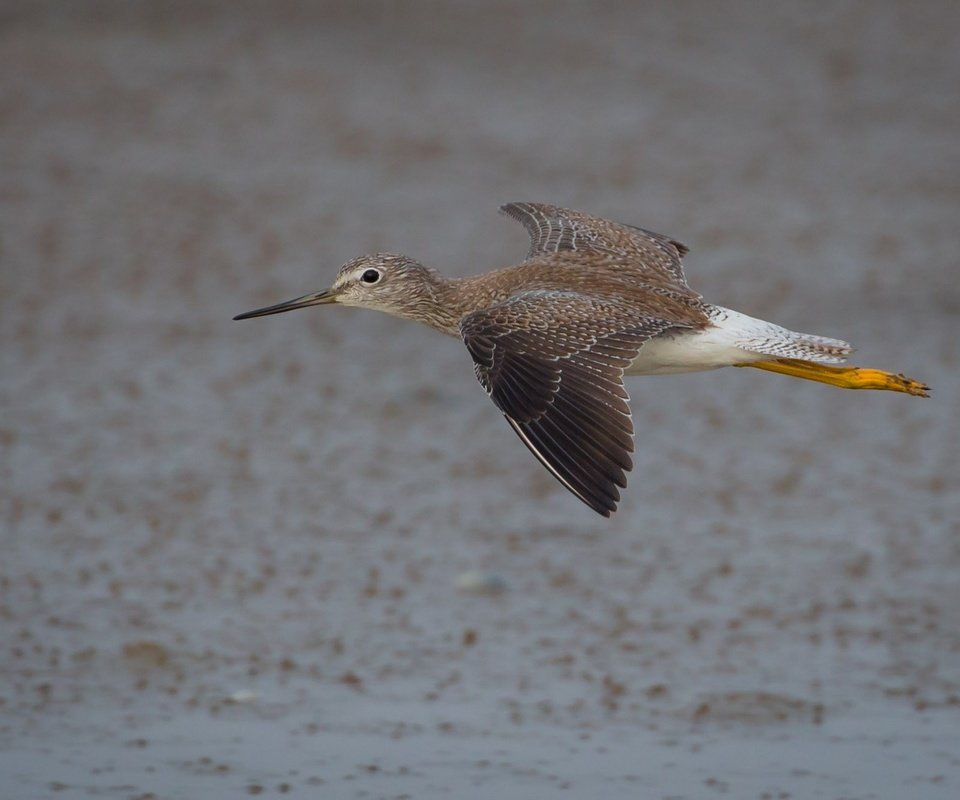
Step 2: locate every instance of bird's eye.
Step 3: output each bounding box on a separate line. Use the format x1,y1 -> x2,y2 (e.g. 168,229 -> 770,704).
360,269 -> 381,284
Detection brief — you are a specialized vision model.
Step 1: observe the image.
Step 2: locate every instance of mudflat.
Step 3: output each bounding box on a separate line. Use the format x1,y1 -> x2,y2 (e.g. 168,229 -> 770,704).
2,3 -> 958,798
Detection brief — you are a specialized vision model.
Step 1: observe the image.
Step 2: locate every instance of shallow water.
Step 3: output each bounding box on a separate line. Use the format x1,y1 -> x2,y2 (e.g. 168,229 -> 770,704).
3,2 -> 959,798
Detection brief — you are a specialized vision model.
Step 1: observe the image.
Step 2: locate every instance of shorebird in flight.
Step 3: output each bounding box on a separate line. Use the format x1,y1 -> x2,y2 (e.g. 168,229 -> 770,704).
235,202 -> 928,516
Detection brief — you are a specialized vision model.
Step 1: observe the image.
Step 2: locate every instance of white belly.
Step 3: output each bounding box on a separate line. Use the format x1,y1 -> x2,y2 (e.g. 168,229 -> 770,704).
625,306 -> 851,376
627,329 -> 763,375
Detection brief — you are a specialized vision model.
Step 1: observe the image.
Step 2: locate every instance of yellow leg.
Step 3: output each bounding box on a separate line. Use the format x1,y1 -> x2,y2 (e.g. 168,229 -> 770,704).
739,358 -> 930,397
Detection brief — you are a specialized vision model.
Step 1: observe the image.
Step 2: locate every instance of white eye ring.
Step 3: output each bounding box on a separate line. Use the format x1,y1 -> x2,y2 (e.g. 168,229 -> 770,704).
360,268 -> 381,284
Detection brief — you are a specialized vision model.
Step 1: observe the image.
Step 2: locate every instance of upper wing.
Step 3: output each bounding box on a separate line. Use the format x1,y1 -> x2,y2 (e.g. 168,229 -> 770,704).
460,290 -> 679,517
500,201 -> 691,286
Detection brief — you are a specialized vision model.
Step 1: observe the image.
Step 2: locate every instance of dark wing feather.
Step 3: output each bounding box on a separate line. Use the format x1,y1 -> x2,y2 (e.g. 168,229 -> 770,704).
460,291 -> 678,516
500,201 -> 691,285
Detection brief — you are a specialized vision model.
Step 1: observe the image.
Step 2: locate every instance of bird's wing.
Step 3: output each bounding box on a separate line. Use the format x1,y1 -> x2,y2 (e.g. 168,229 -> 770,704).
460,290 -> 679,517
500,201 -> 691,286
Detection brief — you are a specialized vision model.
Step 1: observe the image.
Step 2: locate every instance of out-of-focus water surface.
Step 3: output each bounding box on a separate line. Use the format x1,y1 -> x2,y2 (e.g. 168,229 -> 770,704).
2,2 -> 958,798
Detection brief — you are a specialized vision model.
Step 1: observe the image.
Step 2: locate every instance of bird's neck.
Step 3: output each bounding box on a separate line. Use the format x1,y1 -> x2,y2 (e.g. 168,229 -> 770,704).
420,271 -> 518,337
391,266 -> 526,337
388,270 -> 468,337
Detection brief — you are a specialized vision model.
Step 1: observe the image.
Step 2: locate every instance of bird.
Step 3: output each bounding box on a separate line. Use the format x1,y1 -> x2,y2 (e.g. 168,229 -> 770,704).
234,202 -> 929,517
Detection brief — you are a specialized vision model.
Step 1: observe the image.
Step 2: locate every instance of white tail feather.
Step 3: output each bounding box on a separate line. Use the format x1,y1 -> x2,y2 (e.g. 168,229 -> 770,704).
709,306 -> 853,364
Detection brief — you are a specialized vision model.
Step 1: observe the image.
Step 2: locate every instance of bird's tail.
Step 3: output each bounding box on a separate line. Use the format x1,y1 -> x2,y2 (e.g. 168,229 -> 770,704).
771,332 -> 853,364
736,328 -> 929,397
710,306 -> 853,364
710,307 -> 929,396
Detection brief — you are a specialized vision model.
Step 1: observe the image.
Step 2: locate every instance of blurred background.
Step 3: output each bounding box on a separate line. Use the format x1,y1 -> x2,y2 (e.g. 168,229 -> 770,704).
2,2 -> 958,798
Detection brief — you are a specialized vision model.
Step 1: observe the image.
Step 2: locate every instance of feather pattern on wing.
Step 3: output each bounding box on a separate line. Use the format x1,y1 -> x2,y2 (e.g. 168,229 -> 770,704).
500,201 -> 693,287
460,290 -> 686,516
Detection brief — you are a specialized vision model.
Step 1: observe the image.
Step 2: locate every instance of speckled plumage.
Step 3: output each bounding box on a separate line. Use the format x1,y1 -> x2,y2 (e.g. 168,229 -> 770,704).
235,202 -> 929,516
461,291 -> 678,515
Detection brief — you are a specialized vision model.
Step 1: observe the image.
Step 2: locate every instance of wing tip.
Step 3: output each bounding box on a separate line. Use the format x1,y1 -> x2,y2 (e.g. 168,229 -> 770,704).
499,201 -> 529,219
505,415 -> 625,518
592,502 -> 616,518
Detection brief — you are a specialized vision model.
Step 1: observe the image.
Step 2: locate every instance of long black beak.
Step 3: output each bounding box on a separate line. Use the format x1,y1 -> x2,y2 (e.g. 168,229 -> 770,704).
233,290 -> 336,320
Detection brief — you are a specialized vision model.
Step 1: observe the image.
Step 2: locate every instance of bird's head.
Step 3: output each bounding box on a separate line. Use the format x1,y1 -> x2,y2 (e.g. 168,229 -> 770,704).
234,254 -> 447,323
